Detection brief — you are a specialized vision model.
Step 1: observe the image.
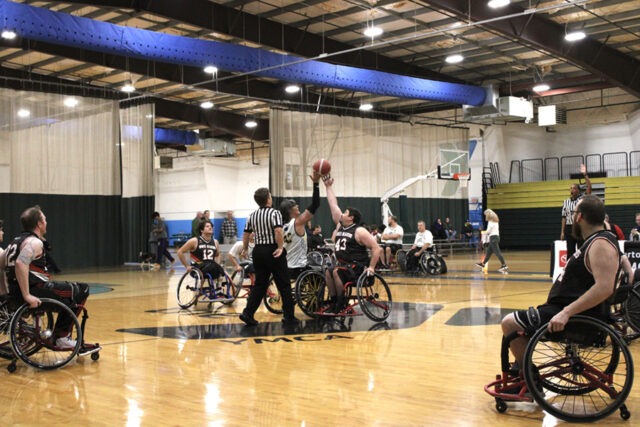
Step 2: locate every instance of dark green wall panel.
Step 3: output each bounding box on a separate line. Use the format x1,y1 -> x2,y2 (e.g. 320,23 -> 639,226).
0,193 -> 154,269
273,195 -> 468,243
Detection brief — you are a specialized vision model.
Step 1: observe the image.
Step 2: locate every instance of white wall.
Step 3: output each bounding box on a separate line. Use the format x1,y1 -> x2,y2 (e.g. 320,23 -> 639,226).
477,116 -> 638,185
155,154 -> 269,220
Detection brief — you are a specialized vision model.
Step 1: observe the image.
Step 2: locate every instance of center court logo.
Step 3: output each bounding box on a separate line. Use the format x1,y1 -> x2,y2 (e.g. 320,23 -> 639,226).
220,334 -> 353,345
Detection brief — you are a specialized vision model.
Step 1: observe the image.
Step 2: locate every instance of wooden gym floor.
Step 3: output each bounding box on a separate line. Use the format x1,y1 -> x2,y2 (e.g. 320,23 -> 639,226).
0,250 -> 638,426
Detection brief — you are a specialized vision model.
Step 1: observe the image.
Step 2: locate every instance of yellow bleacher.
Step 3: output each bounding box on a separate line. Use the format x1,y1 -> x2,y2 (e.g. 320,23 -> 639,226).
488,176 -> 640,209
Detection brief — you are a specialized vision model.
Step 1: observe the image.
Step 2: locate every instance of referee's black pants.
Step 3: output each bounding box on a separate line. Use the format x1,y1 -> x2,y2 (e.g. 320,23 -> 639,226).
243,244 -> 295,320
564,224 -> 579,259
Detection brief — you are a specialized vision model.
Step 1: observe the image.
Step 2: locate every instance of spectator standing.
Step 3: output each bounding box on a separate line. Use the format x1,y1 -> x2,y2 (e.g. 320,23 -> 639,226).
191,211 -> 204,237
222,211 -> 238,245
152,212 -> 175,269
561,164 -> 591,258
203,210 -> 214,228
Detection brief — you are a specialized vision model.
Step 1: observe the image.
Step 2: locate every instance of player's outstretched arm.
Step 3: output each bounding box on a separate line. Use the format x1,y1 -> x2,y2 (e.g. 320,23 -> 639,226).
296,171 -> 321,229
323,177 -> 342,224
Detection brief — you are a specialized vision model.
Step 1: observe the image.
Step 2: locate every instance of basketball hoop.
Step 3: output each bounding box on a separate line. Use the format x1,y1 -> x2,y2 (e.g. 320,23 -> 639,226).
454,173 -> 470,188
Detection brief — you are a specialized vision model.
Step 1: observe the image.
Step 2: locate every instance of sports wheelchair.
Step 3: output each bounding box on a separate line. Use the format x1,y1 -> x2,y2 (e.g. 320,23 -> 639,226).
0,295 -> 100,372
485,315 -> 633,422
229,260 -> 282,314
176,265 -> 236,309
395,247 -> 447,275
295,264 -> 392,322
609,279 -> 640,342
230,250 -> 335,314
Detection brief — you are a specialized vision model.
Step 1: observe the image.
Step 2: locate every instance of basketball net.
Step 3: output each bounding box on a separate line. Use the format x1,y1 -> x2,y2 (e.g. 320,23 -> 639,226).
454,173 -> 470,188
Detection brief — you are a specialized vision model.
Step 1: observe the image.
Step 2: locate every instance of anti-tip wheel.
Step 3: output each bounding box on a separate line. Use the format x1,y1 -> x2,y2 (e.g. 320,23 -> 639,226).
620,405 -> 630,420
7,362 -> 16,373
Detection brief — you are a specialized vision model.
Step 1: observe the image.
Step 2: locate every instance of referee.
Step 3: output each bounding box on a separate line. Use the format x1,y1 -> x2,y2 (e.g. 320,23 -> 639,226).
239,187 -> 296,326
561,164 -> 591,259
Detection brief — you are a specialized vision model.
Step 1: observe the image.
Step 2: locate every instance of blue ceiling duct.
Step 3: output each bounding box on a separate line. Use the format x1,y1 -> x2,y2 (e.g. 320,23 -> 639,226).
0,0 -> 486,106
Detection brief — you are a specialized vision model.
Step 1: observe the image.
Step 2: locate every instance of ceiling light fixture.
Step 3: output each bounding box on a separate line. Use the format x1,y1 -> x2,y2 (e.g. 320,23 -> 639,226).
63,97 -> 79,107
285,84 -> 300,94
200,101 -> 214,109
245,120 -> 258,128
488,0 -> 510,8
359,103 -> 373,111
17,108 -> 30,118
445,54 -> 464,64
121,82 -> 135,93
532,84 -> 550,93
565,30 -> 586,42
204,65 -> 218,74
1,30 -> 17,40
364,26 -> 383,38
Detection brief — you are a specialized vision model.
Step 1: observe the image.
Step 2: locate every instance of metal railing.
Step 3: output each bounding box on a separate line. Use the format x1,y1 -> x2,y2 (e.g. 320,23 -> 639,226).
508,150 -> 640,183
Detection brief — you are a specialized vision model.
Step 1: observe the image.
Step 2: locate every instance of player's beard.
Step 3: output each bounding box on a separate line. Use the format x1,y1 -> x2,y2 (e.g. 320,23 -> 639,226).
571,221 -> 584,245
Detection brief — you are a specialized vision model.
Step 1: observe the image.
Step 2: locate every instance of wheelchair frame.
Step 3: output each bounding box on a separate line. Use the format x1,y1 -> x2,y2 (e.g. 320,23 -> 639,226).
485,315 -> 633,422
0,296 -> 100,372
176,266 -> 236,309
295,268 -> 392,322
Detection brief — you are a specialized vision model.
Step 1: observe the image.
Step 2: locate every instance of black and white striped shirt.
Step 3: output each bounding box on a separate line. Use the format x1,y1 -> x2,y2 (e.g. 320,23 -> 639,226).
244,207 -> 283,245
562,195 -> 582,225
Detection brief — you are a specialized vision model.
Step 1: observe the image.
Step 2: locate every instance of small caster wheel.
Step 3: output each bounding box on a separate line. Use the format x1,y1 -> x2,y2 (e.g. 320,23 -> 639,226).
496,399 -> 507,413
7,363 -> 16,373
620,405 -> 630,420
91,352 -> 100,361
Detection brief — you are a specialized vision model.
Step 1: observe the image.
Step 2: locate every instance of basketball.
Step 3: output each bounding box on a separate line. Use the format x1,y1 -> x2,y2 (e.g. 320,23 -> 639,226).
312,158 -> 331,176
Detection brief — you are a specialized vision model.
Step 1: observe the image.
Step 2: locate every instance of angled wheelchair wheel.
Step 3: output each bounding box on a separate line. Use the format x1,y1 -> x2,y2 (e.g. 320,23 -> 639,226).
218,272 -> 238,305
357,272 -> 392,322
295,270 -> 327,318
229,270 -> 245,299
177,269 -> 202,309
523,315 -> 633,423
419,254 -> 443,275
10,298 -> 82,370
623,281 -> 640,333
0,298 -> 15,359
263,278 -> 283,314
395,250 -> 407,272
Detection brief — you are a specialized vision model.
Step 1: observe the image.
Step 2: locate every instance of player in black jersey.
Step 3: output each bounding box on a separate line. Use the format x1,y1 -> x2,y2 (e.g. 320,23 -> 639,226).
501,195 -> 621,367
4,206 -> 100,355
177,220 -> 225,280
323,177 -> 382,313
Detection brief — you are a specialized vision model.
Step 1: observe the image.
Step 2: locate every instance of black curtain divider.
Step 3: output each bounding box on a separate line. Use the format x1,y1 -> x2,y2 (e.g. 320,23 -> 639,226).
0,193 -> 154,269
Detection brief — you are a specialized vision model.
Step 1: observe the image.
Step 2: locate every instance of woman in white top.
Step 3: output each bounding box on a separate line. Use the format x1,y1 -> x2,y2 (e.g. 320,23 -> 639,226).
475,209 -> 509,273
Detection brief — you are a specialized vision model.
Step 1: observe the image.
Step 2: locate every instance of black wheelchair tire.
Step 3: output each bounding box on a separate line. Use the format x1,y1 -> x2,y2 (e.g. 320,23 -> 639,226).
10,298 -> 82,370
523,316 -> 633,423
